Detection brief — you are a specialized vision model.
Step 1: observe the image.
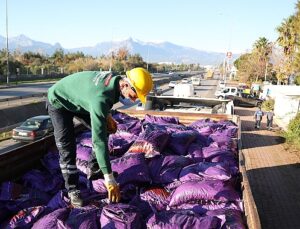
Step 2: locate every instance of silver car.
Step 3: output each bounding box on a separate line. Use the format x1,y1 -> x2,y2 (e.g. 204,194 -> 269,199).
12,115 -> 53,142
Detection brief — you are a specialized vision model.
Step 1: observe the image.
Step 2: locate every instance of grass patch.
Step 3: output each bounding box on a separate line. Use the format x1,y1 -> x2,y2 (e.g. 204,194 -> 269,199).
0,131 -> 12,142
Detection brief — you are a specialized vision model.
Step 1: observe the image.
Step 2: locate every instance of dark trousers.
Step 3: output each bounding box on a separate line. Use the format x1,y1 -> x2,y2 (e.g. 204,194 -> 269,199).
46,100 -> 98,192
267,118 -> 273,129
255,119 -> 262,129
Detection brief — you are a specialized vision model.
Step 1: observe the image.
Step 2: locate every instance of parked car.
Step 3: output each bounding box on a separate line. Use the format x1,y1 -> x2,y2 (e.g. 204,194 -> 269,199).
168,81 -> 177,88
227,93 -> 264,107
181,78 -> 190,83
215,86 -> 238,99
12,115 -> 53,142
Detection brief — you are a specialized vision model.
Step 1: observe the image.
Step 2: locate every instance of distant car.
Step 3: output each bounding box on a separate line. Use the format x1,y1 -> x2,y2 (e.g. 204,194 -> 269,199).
12,115 -> 53,142
219,80 -> 226,88
215,86 -> 238,99
181,78 -> 190,84
168,81 -> 177,88
227,93 -> 264,107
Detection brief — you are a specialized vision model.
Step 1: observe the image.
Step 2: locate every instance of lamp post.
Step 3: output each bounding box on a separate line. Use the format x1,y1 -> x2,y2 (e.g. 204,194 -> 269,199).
6,0 -> 10,85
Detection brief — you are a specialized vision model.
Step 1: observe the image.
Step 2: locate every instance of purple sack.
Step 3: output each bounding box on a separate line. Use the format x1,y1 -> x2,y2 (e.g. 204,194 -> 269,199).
139,187 -> 170,211
202,142 -> 232,159
179,162 -> 232,182
22,169 -> 64,195
168,130 -> 198,156
64,206 -> 100,229
108,131 -> 137,156
186,143 -> 204,162
4,206 -> 50,229
111,153 -> 151,186
41,148 -> 60,174
76,144 -> 92,162
148,155 -> 193,184
127,123 -> 169,158
206,209 -> 246,229
92,179 -> 108,194
76,131 -> 92,147
189,118 -> 223,132
168,180 -> 241,207
47,190 -> 70,210
171,201 -> 243,213
146,210 -> 221,229
32,207 -> 70,229
5,189 -> 52,214
208,131 -> 233,148
100,203 -> 143,229
0,182 -> 23,201
143,114 -> 179,125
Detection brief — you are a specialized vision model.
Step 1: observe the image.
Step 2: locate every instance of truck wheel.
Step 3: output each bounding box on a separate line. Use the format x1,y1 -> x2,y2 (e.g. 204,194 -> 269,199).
218,96 -> 223,99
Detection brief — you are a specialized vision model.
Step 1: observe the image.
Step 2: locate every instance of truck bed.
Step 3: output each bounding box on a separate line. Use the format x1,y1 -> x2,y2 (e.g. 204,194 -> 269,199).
0,110 -> 261,229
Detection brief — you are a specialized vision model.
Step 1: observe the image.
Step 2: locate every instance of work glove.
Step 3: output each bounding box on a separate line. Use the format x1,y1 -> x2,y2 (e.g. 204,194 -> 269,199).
104,173 -> 121,203
107,114 -> 117,134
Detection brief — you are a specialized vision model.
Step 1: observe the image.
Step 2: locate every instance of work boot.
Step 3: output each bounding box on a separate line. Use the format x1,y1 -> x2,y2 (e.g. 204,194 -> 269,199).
68,190 -> 84,207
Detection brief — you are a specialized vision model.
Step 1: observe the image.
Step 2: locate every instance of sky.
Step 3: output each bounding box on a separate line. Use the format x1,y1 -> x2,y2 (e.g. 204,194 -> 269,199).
0,0 -> 298,53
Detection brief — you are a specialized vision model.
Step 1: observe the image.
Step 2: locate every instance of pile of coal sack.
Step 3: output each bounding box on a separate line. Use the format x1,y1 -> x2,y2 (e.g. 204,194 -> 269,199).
0,112 -> 246,228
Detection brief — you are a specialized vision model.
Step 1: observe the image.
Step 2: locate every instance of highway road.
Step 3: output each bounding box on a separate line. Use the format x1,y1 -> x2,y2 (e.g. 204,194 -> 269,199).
0,75 -> 219,154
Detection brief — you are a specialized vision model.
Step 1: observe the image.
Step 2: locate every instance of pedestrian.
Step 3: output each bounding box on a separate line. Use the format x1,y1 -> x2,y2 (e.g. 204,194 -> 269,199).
254,107 -> 264,129
266,109 -> 274,130
46,67 -> 153,207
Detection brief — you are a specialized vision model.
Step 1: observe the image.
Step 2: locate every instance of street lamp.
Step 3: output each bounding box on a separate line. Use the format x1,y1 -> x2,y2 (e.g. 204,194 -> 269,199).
6,0 -> 10,85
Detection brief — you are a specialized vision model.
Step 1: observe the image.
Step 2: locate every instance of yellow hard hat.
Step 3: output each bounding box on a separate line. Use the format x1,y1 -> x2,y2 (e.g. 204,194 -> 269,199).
126,67 -> 153,104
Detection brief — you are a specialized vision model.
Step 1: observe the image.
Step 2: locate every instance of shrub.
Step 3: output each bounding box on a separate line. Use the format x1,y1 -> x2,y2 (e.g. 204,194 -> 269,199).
262,99 -> 275,111
284,112 -> 300,149
294,75 -> 300,86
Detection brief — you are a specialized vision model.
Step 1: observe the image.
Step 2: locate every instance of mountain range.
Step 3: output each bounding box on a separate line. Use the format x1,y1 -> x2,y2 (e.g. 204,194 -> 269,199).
0,34 -> 239,65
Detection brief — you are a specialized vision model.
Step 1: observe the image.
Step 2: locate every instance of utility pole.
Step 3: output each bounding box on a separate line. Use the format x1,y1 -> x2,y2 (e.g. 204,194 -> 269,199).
6,0 -> 10,85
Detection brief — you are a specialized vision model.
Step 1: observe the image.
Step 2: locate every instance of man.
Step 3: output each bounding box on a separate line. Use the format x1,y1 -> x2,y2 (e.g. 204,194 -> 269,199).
46,67 -> 153,207
254,107 -> 264,129
266,109 -> 274,130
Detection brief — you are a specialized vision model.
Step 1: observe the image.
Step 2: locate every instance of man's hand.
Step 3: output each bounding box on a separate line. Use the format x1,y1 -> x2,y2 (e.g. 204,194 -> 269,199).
104,173 -> 121,203
107,114 -> 117,134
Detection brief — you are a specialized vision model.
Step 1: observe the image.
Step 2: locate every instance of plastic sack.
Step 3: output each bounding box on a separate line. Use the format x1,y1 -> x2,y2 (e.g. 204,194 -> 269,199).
108,131 -> 137,156
76,131 -> 92,147
100,203 -> 143,229
148,155 -> 193,184
111,153 -> 151,186
113,112 -> 142,136
92,179 -> 108,194
168,130 -> 198,155
41,148 -> 60,174
22,169 -> 63,195
179,162 -> 232,182
127,123 -> 169,158
202,142 -> 231,159
32,207 -> 70,229
143,114 -> 179,125
168,180 -> 241,207
171,201 -> 243,213
47,190 -> 70,210
139,187 -> 170,211
0,182 -> 23,201
186,143 -> 204,162
189,118 -> 223,132
4,206 -> 50,229
146,210 -> 221,229
206,209 -> 246,229
64,206 -> 100,229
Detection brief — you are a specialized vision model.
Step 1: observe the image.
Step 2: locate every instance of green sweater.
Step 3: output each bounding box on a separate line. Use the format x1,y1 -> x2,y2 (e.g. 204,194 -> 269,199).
48,71 -> 121,174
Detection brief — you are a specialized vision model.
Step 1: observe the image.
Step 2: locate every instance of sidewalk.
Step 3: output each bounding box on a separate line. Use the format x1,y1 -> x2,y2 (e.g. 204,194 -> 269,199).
236,107 -> 300,229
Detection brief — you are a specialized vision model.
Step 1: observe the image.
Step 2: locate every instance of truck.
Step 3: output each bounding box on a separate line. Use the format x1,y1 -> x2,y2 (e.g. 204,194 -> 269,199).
0,97 -> 260,228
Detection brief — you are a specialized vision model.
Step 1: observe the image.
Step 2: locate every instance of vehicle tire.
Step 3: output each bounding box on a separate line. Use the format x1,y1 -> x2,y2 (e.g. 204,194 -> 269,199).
218,96 -> 223,100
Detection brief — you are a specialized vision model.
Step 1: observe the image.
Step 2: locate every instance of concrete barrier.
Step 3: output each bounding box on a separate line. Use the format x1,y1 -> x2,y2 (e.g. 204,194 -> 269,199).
0,101 -> 47,132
